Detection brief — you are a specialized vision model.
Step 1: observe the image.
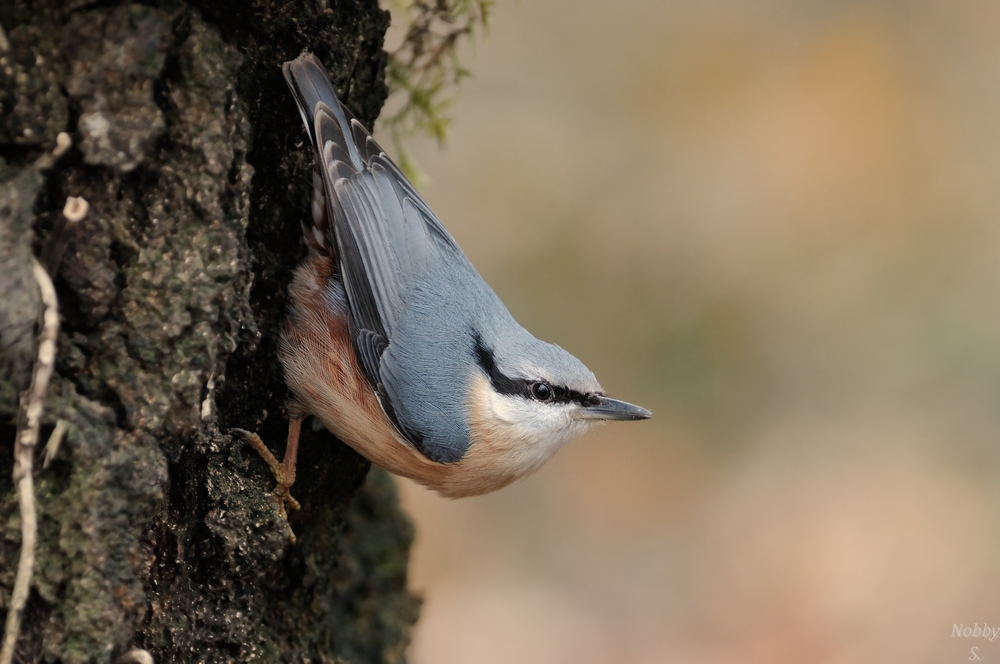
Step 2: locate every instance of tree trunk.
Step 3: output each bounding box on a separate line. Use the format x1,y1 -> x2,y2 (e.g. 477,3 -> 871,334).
0,1 -> 420,661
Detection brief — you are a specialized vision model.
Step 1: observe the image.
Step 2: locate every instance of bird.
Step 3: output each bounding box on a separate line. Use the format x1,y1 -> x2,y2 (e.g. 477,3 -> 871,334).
238,53 -> 651,516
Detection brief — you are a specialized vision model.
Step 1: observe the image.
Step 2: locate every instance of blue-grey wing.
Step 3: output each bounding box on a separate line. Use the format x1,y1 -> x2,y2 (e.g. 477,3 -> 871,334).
283,53 -> 463,447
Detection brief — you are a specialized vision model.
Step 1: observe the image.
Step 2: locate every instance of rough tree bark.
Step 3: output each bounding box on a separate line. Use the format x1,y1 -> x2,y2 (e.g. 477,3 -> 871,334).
0,1 -> 420,661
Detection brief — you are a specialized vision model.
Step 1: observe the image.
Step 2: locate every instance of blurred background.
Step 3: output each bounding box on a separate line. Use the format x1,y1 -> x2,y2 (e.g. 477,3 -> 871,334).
379,1 -> 1000,662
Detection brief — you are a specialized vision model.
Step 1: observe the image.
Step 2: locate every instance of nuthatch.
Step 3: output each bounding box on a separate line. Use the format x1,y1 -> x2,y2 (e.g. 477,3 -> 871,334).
241,53 -> 651,511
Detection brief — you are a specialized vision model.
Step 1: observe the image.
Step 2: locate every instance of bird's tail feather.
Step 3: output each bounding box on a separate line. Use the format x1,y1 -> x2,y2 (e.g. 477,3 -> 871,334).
282,54 -> 385,175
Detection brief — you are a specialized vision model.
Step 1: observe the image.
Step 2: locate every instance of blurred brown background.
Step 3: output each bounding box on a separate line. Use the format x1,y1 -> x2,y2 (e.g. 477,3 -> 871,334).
381,1 -> 1000,662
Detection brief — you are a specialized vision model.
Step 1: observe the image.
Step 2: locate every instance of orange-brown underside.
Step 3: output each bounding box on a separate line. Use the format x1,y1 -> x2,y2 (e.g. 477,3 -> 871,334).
280,253 -> 535,497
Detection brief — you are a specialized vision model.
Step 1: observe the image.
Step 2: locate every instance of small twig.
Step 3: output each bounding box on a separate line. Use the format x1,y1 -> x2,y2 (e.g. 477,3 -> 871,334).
384,0 -> 491,182
0,259 -> 60,664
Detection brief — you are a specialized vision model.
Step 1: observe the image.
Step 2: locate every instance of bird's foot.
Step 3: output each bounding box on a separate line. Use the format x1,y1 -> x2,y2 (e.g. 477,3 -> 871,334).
232,419 -> 303,542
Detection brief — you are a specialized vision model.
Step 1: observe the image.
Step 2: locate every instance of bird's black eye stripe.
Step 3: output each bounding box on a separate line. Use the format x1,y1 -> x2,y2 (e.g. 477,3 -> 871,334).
472,332 -> 600,407
545,385 -> 601,407
473,332 -> 529,397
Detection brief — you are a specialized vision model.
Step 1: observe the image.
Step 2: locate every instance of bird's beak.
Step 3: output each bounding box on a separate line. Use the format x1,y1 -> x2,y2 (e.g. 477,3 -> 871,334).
577,395 -> 652,421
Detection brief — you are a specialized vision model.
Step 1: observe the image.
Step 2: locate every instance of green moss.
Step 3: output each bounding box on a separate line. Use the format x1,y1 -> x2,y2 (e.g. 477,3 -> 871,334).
384,0 -> 492,183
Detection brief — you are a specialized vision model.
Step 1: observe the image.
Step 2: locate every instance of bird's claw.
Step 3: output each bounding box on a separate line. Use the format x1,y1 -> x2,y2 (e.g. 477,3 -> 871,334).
232,427 -> 300,542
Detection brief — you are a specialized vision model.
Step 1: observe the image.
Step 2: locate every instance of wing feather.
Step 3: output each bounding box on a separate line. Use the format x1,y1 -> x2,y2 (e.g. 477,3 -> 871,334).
283,53 -> 465,449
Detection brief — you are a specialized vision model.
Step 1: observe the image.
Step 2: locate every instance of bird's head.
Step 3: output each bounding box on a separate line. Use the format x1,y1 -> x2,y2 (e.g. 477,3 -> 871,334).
466,331 -> 651,475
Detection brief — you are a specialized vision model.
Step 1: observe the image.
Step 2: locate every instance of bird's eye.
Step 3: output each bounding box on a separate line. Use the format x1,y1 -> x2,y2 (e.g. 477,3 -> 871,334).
530,382 -> 553,401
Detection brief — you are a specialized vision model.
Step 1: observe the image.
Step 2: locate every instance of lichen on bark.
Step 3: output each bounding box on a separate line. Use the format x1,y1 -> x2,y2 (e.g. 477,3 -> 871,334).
0,1 -> 419,662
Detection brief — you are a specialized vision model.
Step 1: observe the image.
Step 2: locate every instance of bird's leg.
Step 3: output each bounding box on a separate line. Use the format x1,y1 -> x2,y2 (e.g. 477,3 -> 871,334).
233,417 -> 303,527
